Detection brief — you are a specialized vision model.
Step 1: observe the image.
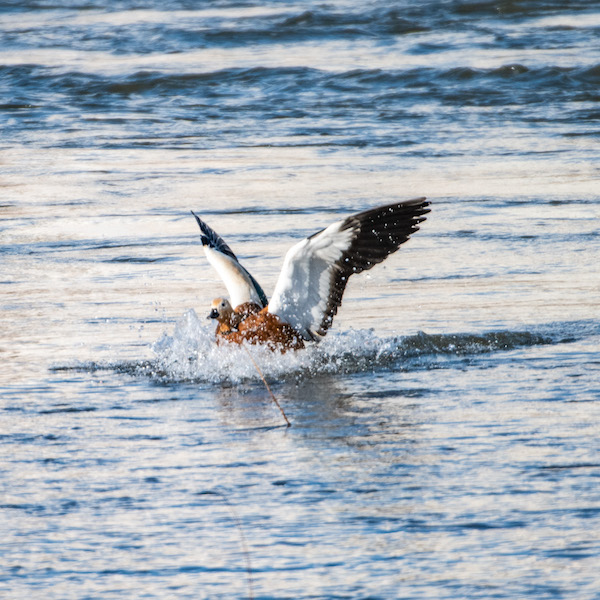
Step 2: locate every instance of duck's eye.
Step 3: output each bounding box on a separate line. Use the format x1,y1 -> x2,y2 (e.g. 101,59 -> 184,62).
221,301 -> 226,307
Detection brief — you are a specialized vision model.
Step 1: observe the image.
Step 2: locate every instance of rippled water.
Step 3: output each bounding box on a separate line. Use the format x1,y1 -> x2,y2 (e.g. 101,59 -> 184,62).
1,1 -> 600,599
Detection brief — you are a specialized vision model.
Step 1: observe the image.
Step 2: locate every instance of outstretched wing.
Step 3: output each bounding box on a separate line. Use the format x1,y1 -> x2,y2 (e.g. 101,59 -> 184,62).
192,212 -> 268,309
267,198 -> 430,341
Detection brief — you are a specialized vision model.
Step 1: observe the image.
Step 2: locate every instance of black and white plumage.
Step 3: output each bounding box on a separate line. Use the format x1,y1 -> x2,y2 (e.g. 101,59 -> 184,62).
192,212 -> 268,308
193,198 -> 430,342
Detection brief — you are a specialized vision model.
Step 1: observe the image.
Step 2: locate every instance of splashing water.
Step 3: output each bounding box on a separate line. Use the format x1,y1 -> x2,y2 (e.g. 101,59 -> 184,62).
144,309 -> 558,384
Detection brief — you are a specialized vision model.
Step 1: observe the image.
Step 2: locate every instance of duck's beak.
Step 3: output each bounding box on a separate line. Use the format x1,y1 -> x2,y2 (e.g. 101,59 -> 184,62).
207,308 -> 219,320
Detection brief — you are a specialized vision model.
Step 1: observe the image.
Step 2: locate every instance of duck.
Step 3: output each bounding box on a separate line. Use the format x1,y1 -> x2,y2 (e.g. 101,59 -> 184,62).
193,197 -> 430,351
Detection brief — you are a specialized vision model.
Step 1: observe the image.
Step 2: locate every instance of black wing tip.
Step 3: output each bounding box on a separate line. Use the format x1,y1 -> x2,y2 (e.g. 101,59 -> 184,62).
391,197 -> 430,214
394,196 -> 430,211
191,210 -> 210,247
373,198 -> 431,227
351,197 -> 431,223
191,211 -> 239,260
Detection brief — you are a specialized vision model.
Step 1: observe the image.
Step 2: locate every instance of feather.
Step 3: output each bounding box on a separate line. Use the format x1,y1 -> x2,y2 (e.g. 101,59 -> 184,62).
268,198 -> 430,340
192,211 -> 268,308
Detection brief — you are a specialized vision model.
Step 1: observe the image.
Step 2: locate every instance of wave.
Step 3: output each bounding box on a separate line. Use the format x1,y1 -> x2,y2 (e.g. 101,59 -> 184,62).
4,59 -> 596,151
54,311 -> 599,385
1,3 -> 595,54
4,63 -> 597,107
0,7 -> 428,55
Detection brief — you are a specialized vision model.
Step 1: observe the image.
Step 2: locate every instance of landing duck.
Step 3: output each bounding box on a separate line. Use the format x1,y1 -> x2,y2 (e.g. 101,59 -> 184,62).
193,198 -> 430,351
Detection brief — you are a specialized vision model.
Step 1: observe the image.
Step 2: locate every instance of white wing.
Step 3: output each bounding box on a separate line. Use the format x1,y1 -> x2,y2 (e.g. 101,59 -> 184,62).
192,212 -> 268,309
268,198 -> 430,341
202,245 -> 264,308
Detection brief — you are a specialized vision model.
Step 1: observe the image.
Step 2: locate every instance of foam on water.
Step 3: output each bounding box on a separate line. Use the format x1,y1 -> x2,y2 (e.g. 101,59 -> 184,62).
141,309 -> 564,384
51,310 -> 598,386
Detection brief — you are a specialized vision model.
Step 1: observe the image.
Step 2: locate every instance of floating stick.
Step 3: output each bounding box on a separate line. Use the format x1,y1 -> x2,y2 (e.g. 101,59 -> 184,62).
242,344 -> 291,427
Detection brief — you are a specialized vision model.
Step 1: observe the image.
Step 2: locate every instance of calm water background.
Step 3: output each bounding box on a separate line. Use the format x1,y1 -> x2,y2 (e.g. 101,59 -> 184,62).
1,1 -> 600,598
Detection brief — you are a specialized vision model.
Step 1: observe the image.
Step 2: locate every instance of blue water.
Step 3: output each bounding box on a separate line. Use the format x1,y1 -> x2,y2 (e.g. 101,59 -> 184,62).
1,1 -> 600,599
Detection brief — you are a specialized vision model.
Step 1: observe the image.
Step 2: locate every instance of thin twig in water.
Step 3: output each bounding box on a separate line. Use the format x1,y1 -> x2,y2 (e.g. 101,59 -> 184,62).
242,344 -> 291,427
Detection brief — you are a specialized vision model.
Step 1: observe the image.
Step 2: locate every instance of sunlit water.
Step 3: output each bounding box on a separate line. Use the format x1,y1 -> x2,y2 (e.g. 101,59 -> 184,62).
1,1 -> 599,599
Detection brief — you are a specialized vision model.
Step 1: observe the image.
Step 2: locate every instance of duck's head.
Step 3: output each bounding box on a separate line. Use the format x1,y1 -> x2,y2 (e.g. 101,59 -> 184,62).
207,297 -> 234,323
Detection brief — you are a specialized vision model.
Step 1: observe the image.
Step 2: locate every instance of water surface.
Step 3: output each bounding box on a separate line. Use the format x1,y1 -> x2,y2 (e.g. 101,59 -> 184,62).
1,1 -> 599,598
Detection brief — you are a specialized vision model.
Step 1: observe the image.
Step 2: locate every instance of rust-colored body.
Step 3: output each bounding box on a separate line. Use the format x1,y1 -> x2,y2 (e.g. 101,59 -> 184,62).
210,299 -> 305,352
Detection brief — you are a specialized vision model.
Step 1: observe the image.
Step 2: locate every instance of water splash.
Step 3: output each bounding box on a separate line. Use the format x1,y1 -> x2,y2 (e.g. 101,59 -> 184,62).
145,309 -> 557,384
52,311 -> 598,384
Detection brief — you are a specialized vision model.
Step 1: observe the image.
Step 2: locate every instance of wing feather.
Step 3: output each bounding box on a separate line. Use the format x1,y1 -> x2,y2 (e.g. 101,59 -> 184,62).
268,198 -> 430,340
192,212 -> 268,308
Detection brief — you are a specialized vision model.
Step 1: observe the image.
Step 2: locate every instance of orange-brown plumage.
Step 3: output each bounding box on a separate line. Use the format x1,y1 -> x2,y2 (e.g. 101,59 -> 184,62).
209,298 -> 304,351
